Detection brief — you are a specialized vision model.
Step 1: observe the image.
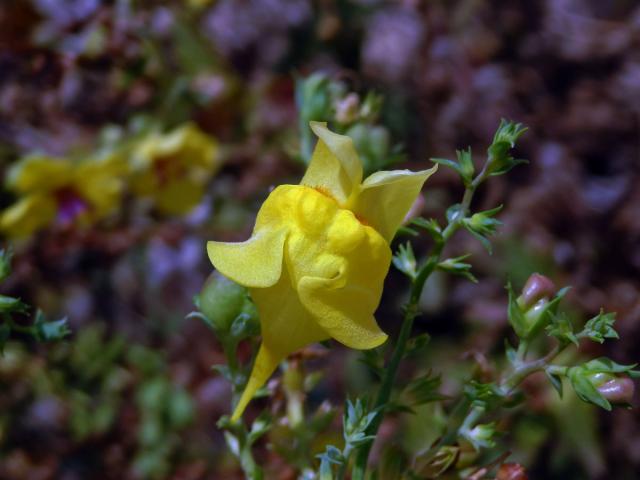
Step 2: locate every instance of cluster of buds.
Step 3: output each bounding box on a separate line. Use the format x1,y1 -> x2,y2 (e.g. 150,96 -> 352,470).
295,73 -> 402,175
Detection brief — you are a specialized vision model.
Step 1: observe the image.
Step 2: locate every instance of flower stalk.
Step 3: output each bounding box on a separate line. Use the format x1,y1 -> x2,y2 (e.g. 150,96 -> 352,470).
351,154 -> 492,479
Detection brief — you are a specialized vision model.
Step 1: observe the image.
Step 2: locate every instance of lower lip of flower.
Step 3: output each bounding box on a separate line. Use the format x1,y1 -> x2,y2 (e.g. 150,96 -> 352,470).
54,187 -> 90,224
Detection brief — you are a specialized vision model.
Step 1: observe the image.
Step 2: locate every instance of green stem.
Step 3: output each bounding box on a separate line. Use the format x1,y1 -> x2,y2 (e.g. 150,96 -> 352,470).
444,343 -> 563,453
222,340 -> 264,480
239,443 -> 263,480
351,161 -> 491,480
336,445 -> 353,480
3,313 -> 34,336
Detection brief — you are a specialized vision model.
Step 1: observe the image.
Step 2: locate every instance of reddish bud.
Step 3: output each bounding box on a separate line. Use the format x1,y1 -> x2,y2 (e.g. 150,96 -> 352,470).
497,463 -> 528,480
519,273 -> 556,309
335,93 -> 360,124
597,377 -> 635,405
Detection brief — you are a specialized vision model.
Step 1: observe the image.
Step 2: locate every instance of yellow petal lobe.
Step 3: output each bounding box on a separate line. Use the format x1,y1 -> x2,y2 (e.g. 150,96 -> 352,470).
7,156 -> 73,193
351,165 -> 438,242
0,195 -> 57,237
232,261 -> 328,420
231,344 -> 280,422
296,212 -> 391,349
301,122 -> 363,204
207,228 -> 287,289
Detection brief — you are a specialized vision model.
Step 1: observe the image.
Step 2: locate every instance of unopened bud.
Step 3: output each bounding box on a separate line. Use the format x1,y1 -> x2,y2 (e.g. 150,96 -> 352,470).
198,271 -> 247,334
497,463 -> 528,480
519,273 -> 556,310
597,377 -> 635,405
368,126 -> 390,157
334,93 -> 360,124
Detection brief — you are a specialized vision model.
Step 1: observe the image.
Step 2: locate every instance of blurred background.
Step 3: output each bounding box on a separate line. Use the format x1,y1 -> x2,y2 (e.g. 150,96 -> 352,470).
0,0 -> 639,479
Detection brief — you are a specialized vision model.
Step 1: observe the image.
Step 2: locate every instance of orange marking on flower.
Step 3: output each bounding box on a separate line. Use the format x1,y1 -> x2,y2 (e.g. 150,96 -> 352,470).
313,186 -> 335,200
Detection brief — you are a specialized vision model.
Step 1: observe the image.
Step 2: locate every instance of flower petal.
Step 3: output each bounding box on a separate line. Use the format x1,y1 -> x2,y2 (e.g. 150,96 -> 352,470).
154,179 -> 204,215
232,267 -> 328,420
74,159 -> 124,218
208,185 -> 299,288
301,122 -> 363,204
7,156 -> 73,194
298,274 -> 388,349
0,194 -> 57,237
231,344 -> 280,421
351,165 -> 438,242
207,228 -> 287,288
297,226 -> 391,350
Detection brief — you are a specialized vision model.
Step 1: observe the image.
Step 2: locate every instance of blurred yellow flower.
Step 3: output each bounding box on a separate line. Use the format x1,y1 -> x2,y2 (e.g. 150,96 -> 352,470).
131,123 -> 219,215
208,122 -> 437,420
0,153 -> 124,238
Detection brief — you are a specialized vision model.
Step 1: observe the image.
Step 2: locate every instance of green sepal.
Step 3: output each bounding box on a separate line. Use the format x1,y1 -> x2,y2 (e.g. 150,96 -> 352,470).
392,242 -> 417,280
437,254 -> 477,283
462,205 -> 503,254
579,309 -> 619,344
546,312 -> 578,347
486,119 -> 528,176
432,146 -> 474,187
545,370 -> 564,398
405,371 -> 447,406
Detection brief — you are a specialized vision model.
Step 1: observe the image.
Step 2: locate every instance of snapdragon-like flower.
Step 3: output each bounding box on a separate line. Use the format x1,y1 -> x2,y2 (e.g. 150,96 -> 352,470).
131,123 -> 219,215
208,122 -> 437,420
0,154 -> 123,238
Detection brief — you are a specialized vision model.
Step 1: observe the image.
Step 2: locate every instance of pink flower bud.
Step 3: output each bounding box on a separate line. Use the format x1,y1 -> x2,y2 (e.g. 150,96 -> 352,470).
497,463 -> 528,480
335,93 -> 360,124
597,377 -> 635,405
519,273 -> 556,310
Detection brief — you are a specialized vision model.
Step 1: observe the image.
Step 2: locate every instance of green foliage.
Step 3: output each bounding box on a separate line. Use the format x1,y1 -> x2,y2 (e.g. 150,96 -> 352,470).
0,248 -> 69,351
462,205 -> 503,253
464,381 -> 504,410
392,242 -> 417,280
437,254 -> 477,283
546,312 -> 579,347
579,309 -> 619,343
404,371 -> 446,407
486,119 -> 528,176
463,421 -> 499,451
295,73 -> 403,175
432,147 -> 475,188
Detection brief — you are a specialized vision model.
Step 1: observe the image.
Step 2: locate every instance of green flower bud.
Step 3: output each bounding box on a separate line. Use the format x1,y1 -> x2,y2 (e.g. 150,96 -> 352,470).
198,272 -> 248,335
509,274 -> 566,340
368,126 -> 390,158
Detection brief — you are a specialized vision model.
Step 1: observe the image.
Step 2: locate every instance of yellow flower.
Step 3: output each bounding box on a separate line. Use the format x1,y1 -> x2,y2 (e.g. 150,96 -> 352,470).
0,153 -> 124,238
131,123 -> 219,215
208,122 -> 437,420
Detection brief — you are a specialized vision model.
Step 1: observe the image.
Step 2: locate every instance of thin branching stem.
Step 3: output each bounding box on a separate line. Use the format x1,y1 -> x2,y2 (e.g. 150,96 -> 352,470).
351,161 -> 491,479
